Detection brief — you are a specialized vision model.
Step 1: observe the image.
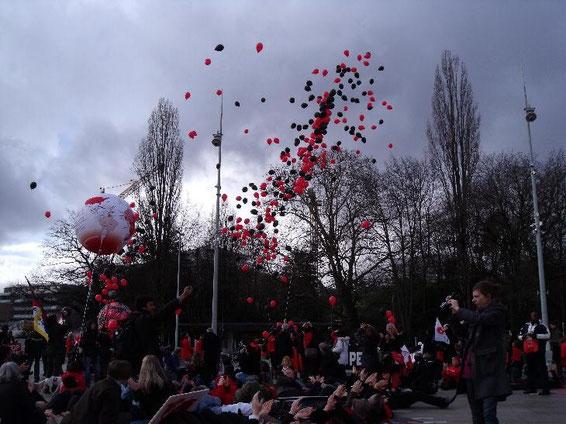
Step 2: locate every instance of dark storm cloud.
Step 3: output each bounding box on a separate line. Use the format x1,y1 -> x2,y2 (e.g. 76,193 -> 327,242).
0,0 -> 565,284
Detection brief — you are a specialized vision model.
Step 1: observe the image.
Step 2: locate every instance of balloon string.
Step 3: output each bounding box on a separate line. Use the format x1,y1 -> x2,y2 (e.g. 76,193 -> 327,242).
73,233 -> 106,364
284,278 -> 292,321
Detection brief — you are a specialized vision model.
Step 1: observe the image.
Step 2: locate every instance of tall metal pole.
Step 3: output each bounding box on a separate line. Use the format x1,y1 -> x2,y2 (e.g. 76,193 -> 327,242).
175,235 -> 181,347
522,69 -> 548,325
211,93 -> 223,334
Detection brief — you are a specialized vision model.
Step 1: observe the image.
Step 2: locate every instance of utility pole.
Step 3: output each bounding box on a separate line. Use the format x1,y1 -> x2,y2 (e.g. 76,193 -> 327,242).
522,68 -> 548,325
211,93 -> 223,334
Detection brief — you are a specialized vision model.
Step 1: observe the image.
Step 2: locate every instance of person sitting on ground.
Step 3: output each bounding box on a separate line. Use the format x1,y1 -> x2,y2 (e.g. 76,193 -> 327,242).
60,360 -> 87,393
41,374 -> 85,418
0,361 -> 47,424
63,359 -> 132,424
274,364 -> 305,398
209,374 -> 238,405
440,356 -> 462,390
162,346 -> 182,381
127,355 -> 177,422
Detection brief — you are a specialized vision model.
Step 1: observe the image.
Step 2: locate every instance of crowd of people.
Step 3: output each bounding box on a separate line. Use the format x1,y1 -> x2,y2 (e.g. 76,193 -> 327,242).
0,283 -> 565,424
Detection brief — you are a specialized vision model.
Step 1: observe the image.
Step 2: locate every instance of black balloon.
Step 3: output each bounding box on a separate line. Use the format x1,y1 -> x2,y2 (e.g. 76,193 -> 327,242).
30,181 -> 37,189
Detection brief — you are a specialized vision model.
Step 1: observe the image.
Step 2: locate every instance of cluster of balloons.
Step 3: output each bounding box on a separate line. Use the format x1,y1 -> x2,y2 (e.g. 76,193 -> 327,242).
213,49 -> 392,287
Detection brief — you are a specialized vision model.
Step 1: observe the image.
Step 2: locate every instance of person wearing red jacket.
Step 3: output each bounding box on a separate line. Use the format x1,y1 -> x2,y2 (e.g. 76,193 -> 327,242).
209,375 -> 237,405
195,336 -> 204,358
440,356 -> 461,390
60,361 -> 87,393
181,333 -> 193,362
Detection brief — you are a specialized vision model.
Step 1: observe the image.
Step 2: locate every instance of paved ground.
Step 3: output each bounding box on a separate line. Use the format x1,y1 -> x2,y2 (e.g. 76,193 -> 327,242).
392,388 -> 566,423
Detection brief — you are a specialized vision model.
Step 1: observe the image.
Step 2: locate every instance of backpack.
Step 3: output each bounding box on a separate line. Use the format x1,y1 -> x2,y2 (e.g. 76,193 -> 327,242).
114,311 -> 142,361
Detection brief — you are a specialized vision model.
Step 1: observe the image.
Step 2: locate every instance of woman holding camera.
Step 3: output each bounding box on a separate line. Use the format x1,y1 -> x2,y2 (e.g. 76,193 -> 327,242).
447,280 -> 511,424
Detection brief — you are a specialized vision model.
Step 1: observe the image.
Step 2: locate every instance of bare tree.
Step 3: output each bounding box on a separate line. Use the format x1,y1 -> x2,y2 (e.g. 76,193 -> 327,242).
427,50 -> 481,300
133,98 -> 184,301
372,157 -> 438,336
284,151 -> 388,329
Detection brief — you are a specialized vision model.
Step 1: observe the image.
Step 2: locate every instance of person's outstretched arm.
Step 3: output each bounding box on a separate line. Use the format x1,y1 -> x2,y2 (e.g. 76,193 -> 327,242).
155,286 -> 193,322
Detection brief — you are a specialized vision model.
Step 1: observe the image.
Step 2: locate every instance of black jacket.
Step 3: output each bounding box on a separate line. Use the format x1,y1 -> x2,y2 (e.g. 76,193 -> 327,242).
25,331 -> 46,359
0,379 -> 47,424
455,301 -> 512,400
65,377 -> 123,424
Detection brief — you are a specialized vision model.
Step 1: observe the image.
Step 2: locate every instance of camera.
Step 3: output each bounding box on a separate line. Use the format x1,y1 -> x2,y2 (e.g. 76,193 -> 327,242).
440,293 -> 456,311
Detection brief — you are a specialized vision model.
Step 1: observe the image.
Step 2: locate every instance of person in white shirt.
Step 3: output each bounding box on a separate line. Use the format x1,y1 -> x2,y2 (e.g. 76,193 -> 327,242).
518,311 -> 550,395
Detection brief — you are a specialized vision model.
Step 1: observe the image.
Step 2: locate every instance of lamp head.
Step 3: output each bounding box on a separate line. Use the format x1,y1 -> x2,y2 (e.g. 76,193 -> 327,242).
211,132 -> 222,147
524,106 -> 537,123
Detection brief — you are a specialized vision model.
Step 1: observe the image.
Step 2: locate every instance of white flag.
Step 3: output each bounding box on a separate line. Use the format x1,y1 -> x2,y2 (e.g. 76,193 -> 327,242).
401,345 -> 411,364
434,317 -> 450,344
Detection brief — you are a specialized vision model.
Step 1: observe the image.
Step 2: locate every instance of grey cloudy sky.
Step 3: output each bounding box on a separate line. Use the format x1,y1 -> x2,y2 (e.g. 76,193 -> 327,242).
1,0 -> 565,288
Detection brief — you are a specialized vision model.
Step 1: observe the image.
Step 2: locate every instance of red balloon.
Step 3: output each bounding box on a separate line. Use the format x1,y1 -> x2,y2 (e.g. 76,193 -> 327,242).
153,213 -> 158,219
312,68 -> 319,74
388,316 -> 396,324
111,276 -> 118,284
216,89 -> 223,96
329,295 -> 337,306
276,322 -> 282,327
387,105 -> 393,110
322,69 -> 328,77
100,274 -> 107,281
102,289 -> 108,296
95,294 -> 102,302
247,297 -> 254,304
262,330 -> 269,338
361,220 -> 372,229
221,193 -> 228,202
138,245 -> 146,254
129,202 -> 136,208
288,320 -> 294,327
44,211 -> 51,218
185,91 -> 191,100
343,49 -> 350,57
107,319 -> 119,331
281,275 -> 288,284
256,42 -> 263,53
385,310 -> 393,317
133,213 -> 140,221
244,128 -> 249,134
241,264 -> 249,272
269,300 -> 277,308
188,130 -> 197,139
120,279 -> 128,287
204,58 -> 211,65
388,143 -> 394,149
86,270 -> 92,277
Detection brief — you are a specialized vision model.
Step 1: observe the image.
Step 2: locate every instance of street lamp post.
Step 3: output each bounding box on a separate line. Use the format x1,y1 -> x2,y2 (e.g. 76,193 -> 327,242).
175,235 -> 181,347
522,73 -> 548,325
211,94 -> 223,334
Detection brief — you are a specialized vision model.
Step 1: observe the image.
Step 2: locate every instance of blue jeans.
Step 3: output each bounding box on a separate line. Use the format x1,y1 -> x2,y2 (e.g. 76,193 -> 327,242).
465,379 -> 498,424
84,355 -> 100,387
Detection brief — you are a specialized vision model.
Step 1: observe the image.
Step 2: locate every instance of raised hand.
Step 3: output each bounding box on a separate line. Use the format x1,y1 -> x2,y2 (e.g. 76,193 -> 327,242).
289,397 -> 303,415
294,407 -> 314,420
351,380 -> 363,394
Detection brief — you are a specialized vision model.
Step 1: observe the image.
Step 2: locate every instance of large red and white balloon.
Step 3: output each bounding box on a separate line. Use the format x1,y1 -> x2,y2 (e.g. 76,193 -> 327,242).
75,194 -> 135,255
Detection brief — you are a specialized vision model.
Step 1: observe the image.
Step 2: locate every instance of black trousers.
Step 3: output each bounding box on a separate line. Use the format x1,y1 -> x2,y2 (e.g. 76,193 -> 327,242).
525,351 -> 549,392
388,390 -> 446,409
